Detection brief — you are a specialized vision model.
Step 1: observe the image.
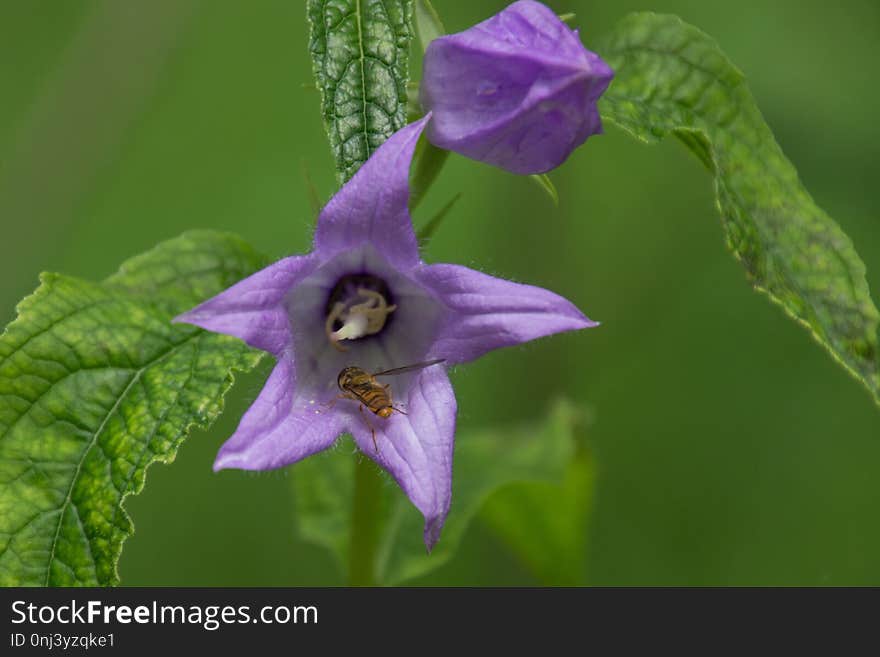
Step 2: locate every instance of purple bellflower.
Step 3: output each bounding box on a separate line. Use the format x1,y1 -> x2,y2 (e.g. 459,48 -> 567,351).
175,115 -> 596,550
420,0 -> 613,175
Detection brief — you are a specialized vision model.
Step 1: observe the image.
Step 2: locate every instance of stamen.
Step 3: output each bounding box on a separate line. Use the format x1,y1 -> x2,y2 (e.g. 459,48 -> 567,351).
324,287 -> 396,350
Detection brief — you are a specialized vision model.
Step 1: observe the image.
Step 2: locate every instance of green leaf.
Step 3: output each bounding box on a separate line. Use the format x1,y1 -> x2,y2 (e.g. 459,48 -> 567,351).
529,173 -> 559,206
409,140 -> 450,212
293,400 -> 583,585
414,0 -> 444,53
301,160 -> 324,222
292,442 -> 358,573
481,450 -> 594,586
418,192 -> 461,242
307,0 -> 414,184
598,13 -> 880,403
0,231 -> 264,585
406,82 -> 422,123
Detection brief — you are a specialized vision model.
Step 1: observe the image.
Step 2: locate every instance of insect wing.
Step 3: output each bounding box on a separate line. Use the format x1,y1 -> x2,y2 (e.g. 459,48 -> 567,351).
372,358 -> 445,378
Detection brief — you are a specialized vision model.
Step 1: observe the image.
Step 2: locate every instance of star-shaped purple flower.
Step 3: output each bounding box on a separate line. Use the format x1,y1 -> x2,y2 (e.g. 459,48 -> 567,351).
420,0 -> 613,174
175,116 -> 596,550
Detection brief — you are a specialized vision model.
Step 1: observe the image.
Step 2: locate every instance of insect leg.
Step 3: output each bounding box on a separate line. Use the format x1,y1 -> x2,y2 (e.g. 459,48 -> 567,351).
318,392 -> 358,415
385,384 -> 407,415
358,404 -> 378,453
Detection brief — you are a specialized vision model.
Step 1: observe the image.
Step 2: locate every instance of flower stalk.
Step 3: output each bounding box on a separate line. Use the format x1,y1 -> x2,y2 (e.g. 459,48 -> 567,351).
349,457 -> 383,586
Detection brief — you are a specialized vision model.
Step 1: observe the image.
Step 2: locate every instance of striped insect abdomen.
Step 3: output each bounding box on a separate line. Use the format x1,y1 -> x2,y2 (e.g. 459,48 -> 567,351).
350,381 -> 392,416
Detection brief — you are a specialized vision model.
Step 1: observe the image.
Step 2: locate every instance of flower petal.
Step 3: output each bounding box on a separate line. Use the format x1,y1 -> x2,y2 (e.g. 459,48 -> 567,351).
420,0 -> 613,174
436,1 -> 599,64
348,366 -> 455,551
213,356 -> 346,471
415,263 -> 597,364
313,116 -> 430,271
173,254 -> 317,356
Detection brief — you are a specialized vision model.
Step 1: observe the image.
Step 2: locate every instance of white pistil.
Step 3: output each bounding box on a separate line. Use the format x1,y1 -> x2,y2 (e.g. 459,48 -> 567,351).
332,312 -> 369,342
325,288 -> 397,351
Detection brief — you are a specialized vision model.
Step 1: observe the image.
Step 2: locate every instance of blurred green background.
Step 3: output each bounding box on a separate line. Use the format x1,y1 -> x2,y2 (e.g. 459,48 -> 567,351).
2,0 -> 878,585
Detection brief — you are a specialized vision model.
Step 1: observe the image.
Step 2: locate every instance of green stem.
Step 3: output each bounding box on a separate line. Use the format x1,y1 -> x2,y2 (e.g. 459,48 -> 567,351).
348,456 -> 382,586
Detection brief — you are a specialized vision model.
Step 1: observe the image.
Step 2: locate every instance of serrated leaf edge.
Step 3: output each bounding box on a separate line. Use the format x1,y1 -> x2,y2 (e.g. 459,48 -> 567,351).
1,261 -> 264,586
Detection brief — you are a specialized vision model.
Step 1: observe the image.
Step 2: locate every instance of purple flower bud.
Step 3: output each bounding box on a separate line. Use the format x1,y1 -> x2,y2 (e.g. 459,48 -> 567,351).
420,0 -> 613,174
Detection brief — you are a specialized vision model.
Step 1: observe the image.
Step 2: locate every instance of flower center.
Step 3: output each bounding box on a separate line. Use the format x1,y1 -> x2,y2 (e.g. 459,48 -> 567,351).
324,273 -> 396,351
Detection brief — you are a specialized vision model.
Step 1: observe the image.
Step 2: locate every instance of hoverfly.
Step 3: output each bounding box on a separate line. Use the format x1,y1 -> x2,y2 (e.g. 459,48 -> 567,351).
335,358 -> 445,451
